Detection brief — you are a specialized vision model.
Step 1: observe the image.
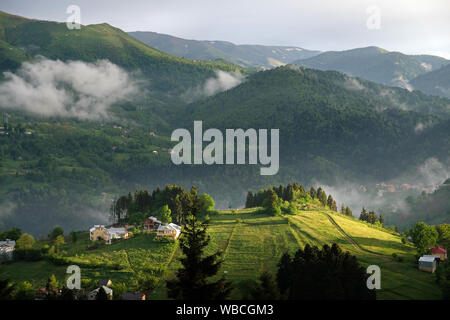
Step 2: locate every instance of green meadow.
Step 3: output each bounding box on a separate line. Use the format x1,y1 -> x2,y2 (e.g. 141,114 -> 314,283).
0,207 -> 442,300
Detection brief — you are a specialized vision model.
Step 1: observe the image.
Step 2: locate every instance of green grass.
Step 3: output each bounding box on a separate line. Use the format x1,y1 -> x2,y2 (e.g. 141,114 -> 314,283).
0,207 -> 442,299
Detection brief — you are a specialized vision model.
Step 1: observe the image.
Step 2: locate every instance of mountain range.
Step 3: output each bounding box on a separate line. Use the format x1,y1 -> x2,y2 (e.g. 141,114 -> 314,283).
293,46 -> 449,90
0,10 -> 449,234
128,31 -> 320,69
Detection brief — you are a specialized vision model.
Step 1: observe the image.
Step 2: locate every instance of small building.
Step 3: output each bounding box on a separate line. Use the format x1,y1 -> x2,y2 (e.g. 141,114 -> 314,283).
157,223 -> 181,240
0,239 -> 15,262
90,225 -> 130,243
88,286 -> 113,300
122,292 -> 146,300
90,225 -> 108,241
430,246 -> 447,261
144,216 -> 162,231
106,228 -> 130,241
418,255 -> 439,273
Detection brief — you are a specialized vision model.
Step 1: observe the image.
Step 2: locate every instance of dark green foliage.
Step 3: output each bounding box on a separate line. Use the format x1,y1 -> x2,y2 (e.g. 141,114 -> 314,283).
245,191 -> 254,208
345,206 -> 353,217
0,227 -> 21,241
276,243 -> 376,300
0,279 -> 15,300
45,274 -> 59,300
359,208 -> 383,224
263,189 -> 281,215
410,222 -> 439,255
249,271 -> 280,300
48,226 -> 64,240
166,214 -> 232,300
112,185 -> 207,226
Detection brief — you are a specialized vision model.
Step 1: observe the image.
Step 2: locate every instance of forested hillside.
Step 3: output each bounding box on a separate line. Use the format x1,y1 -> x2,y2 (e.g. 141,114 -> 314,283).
293,46 -> 449,89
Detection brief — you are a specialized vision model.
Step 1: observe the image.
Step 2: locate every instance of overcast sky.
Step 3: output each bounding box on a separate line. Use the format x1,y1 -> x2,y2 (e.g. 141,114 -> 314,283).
2,0 -> 449,58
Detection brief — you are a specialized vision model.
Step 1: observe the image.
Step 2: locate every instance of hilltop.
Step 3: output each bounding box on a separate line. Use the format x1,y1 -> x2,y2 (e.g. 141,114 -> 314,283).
128,31 -> 320,69
293,46 -> 449,89
410,64 -> 450,99
0,10 -> 242,97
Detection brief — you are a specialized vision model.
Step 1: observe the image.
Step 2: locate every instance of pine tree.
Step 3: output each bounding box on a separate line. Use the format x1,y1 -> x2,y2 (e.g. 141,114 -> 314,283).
250,271 -> 280,300
345,206 -> 353,217
166,214 -> 232,300
360,207 -> 368,221
332,200 -> 338,212
327,195 -> 334,209
245,191 -> 254,208
309,187 -> 317,199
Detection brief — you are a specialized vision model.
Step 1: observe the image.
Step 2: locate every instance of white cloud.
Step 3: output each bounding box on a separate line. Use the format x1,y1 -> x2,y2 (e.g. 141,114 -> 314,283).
203,70 -> 245,96
0,58 -> 140,119
181,70 -> 245,102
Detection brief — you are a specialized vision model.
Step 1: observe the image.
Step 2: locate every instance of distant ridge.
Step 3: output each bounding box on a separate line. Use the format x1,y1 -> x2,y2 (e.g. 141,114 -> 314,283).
128,31 -> 321,68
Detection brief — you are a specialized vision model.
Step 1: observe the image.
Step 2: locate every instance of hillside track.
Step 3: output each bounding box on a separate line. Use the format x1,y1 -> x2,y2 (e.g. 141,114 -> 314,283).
324,213 -> 392,261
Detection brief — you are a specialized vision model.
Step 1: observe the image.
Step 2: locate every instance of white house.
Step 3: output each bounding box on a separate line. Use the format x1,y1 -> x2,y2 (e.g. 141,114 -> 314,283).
0,239 -> 15,262
106,227 -> 130,241
90,225 -> 130,243
157,223 -> 181,240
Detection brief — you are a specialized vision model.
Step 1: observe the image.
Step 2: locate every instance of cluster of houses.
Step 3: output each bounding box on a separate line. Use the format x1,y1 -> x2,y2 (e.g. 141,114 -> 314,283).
418,246 -> 447,273
0,239 -> 15,262
89,216 -> 181,244
35,279 -> 146,300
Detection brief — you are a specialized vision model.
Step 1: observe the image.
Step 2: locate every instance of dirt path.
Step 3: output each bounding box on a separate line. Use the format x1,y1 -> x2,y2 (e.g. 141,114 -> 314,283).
325,213 -> 392,261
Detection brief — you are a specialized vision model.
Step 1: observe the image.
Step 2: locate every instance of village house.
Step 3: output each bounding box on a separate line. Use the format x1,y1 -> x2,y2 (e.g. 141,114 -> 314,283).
430,246 -> 447,261
90,225 -> 108,241
144,216 -> 162,231
90,225 -> 131,244
106,227 -> 131,241
157,223 -> 181,240
418,255 -> 440,273
0,239 -> 15,262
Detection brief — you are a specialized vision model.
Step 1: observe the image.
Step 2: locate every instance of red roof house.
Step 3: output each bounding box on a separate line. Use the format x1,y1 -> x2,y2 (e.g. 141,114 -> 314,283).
430,246 -> 447,261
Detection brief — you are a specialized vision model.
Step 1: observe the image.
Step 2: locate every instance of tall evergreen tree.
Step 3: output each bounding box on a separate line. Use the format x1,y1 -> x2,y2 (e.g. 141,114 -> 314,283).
345,206 -> 353,217
309,187 -> 317,199
166,214 -> 232,300
245,191 -> 254,208
250,271 -> 280,300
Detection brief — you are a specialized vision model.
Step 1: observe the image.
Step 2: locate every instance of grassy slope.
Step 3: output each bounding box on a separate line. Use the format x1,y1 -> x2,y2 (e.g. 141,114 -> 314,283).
0,207 -> 441,300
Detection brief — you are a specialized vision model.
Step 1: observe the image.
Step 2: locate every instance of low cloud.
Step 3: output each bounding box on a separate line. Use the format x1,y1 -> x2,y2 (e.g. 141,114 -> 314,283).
312,157 -> 450,219
414,120 -> 433,133
342,77 -> 365,91
0,58 -> 140,119
392,75 -> 413,92
203,70 -> 244,96
181,70 -> 244,102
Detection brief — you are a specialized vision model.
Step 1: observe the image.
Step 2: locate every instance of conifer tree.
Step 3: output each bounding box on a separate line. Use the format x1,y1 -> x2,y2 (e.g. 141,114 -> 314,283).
166,214 -> 232,300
